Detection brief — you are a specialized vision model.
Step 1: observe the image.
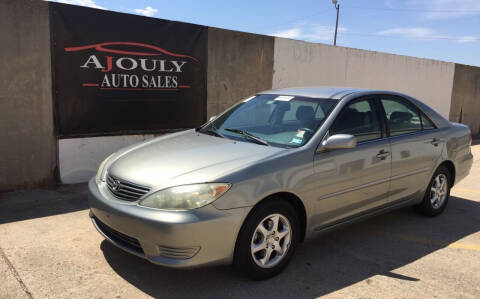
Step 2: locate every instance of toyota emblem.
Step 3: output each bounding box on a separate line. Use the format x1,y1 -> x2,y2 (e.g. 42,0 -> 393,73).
111,179 -> 120,191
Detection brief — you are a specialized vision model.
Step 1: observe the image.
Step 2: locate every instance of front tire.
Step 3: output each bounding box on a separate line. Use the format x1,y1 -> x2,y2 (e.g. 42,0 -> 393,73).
418,165 -> 451,217
233,198 -> 299,280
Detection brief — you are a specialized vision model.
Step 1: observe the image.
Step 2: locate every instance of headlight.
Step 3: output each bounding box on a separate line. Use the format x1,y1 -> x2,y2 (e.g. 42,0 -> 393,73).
139,183 -> 231,210
96,153 -> 114,183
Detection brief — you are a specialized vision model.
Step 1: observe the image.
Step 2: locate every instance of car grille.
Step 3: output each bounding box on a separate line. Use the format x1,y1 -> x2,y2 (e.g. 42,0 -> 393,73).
106,173 -> 150,201
92,216 -> 144,255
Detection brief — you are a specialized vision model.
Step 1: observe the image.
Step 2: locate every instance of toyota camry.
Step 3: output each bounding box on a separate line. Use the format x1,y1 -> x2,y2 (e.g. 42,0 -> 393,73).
88,87 -> 473,280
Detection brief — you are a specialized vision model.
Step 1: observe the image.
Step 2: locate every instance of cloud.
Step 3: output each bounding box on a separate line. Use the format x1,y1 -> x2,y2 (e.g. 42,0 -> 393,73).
133,6 -> 158,17
377,27 -> 441,39
377,27 -> 477,43
271,24 -> 346,43
456,36 -> 478,43
48,0 -> 105,9
407,0 -> 480,19
273,28 -> 302,39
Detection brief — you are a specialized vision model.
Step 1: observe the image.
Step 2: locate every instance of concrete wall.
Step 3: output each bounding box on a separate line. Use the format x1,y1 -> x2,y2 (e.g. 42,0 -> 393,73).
272,38 -> 456,119
207,28 -> 274,118
2,0 -> 479,189
449,64 -> 480,135
0,0 -> 56,192
59,135 -> 155,184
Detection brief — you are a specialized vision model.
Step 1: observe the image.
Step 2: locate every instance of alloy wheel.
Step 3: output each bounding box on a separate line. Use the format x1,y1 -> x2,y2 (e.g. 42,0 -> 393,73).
430,173 -> 448,209
250,213 -> 292,268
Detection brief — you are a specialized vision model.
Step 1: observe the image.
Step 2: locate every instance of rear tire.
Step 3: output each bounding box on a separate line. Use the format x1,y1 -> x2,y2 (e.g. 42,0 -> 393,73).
233,198 -> 299,280
418,165 -> 451,217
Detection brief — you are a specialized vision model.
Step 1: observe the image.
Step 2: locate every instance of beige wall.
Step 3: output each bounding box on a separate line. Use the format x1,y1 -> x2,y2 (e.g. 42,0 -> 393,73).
273,38 -> 455,118
0,0 -> 56,191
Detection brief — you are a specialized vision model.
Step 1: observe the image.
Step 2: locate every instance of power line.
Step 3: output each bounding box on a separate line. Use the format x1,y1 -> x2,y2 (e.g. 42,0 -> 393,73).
257,5 -> 479,42
340,32 -> 478,42
260,6 -> 480,35
347,6 -> 480,13
261,9 -> 331,31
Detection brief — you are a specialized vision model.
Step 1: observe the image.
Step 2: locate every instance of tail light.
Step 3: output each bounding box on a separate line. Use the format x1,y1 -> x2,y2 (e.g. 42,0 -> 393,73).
469,133 -> 472,146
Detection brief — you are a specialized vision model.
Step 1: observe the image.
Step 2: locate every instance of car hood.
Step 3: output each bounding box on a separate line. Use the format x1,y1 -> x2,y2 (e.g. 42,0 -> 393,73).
108,130 -> 284,188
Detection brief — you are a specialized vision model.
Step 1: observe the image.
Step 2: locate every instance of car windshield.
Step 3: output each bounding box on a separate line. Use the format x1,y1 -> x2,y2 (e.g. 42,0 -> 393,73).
199,94 -> 337,148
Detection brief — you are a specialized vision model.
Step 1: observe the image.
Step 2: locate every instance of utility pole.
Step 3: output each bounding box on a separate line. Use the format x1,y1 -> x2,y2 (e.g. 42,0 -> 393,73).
332,0 -> 340,46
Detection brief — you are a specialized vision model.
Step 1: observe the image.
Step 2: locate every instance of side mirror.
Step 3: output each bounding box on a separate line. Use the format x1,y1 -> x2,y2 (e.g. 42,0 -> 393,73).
321,134 -> 357,151
209,115 -> 217,122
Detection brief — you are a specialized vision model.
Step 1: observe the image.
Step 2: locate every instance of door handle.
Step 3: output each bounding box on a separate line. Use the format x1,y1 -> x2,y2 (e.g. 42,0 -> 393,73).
376,150 -> 390,160
431,138 -> 441,146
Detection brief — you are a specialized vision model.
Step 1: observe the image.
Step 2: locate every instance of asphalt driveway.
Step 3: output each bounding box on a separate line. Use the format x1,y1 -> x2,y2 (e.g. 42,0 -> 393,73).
1,142 -> 480,298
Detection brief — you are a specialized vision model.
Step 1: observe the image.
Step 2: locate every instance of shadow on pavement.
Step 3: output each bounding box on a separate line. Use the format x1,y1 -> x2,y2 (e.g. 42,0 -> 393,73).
0,184 -> 88,224
101,195 -> 480,298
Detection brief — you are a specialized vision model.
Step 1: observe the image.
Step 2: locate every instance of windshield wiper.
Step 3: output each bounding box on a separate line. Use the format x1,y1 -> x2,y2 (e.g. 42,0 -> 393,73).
201,124 -> 225,139
224,128 -> 269,146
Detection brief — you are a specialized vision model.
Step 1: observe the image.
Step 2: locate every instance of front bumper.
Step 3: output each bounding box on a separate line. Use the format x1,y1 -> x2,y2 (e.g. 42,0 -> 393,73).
88,178 -> 250,268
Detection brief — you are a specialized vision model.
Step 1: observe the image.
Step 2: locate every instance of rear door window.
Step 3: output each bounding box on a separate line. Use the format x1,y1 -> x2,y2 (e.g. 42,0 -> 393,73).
380,97 -> 422,136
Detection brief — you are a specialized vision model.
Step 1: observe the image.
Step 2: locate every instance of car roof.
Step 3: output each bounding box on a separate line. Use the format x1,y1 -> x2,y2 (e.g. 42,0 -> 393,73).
259,87 -> 373,99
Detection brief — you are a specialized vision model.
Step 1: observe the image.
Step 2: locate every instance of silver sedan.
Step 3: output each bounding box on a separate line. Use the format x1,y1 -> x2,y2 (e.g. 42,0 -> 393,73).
88,87 -> 473,280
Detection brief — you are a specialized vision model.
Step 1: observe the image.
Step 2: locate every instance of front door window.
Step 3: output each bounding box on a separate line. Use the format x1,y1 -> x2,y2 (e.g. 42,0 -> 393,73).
330,99 -> 382,143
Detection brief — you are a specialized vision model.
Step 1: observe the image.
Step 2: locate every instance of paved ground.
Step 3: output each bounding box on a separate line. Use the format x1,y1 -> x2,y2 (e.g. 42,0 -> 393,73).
1,142 -> 479,299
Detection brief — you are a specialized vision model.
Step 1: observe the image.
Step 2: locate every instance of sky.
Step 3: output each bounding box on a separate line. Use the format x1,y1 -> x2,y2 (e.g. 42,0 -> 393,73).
49,0 -> 480,67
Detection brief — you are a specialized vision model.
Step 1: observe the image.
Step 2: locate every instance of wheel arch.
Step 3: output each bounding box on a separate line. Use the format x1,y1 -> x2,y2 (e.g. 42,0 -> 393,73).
438,160 -> 456,187
243,192 -> 307,243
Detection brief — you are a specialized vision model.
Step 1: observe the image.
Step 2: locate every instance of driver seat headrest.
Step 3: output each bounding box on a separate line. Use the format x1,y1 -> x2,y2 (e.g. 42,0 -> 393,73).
296,106 -> 315,121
